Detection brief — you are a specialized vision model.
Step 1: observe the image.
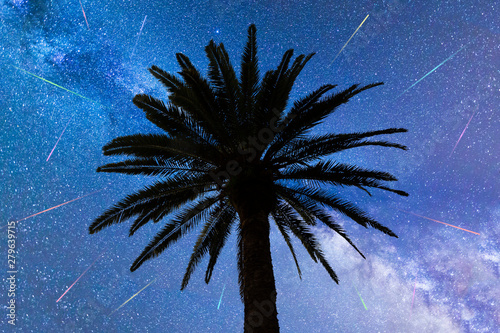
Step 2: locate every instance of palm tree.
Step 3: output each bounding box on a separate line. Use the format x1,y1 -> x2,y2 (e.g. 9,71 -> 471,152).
89,24 -> 408,332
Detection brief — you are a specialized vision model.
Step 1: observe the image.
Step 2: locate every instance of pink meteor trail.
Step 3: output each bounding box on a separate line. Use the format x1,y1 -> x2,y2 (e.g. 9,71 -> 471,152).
131,15 -> 147,58
79,0 -> 90,29
449,105 -> 478,157
15,188 -> 105,223
397,209 -> 480,235
47,116 -> 73,162
56,250 -> 106,302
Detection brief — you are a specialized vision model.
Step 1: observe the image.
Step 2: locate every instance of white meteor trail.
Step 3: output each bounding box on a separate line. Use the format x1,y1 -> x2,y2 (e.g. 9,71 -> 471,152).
131,15 -> 147,58
47,115 -> 74,162
328,14 -> 369,67
109,278 -> 157,316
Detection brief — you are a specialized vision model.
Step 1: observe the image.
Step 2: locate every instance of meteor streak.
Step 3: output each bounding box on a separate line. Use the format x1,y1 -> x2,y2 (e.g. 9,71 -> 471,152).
131,15 -> 147,58
397,44 -> 467,98
47,115 -> 74,162
14,188 -> 105,223
397,209 -> 480,235
328,14 -> 369,67
449,104 -> 478,157
217,284 -> 226,310
56,250 -> 106,302
352,283 -> 367,310
79,0 -> 89,29
109,278 -> 157,316
10,65 -> 96,102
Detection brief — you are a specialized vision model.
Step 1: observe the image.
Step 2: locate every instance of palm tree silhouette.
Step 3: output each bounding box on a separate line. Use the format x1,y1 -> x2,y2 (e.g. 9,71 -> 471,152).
89,24 -> 408,332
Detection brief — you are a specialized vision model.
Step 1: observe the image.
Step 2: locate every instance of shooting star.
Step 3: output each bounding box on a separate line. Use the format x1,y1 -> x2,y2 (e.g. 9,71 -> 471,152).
47,115 -> 74,162
79,0 -> 90,29
217,284 -> 226,310
397,44 -> 467,98
352,283 -> 368,310
109,278 -> 157,316
10,65 -> 96,102
131,15 -> 147,58
449,104 -> 479,157
13,188 -> 105,223
328,14 -> 369,67
397,209 -> 480,235
56,250 -> 106,302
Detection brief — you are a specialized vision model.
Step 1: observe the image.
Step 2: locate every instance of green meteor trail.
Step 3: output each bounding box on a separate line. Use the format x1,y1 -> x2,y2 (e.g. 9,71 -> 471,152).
352,284 -> 368,310
397,44 -> 467,98
10,65 -> 96,103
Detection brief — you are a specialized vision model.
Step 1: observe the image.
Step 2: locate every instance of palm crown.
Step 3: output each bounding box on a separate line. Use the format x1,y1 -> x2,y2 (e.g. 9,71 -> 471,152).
90,24 -> 407,332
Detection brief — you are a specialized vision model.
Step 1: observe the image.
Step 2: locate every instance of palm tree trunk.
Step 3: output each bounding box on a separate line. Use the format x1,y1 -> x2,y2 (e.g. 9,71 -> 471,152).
233,191 -> 280,333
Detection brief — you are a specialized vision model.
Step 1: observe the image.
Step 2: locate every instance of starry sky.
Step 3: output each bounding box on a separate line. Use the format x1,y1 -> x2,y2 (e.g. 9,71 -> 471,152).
1,0 -> 499,332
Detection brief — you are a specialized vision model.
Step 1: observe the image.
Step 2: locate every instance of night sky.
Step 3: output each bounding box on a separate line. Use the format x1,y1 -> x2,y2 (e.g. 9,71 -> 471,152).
1,0 -> 499,332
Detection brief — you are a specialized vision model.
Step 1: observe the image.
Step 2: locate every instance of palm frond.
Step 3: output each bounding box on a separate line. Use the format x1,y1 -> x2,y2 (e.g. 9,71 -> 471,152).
271,128 -> 408,165
278,160 -> 408,196
273,201 -> 318,262
271,52 -> 315,118
253,49 -> 294,131
277,184 -> 396,238
129,209 -> 158,236
257,51 -> 317,137
276,187 -> 367,258
89,174 -> 213,234
309,208 -> 366,258
270,83 -> 384,154
148,53 -> 227,151
133,94 -> 216,145
149,62 -> 229,148
276,192 -> 316,226
101,133 -> 222,166
130,195 -> 220,271
97,157 -> 211,178
181,201 -> 236,289
148,65 -> 185,94
204,203 -> 237,283
271,210 -> 302,278
239,24 -> 259,122
275,202 -> 339,283
205,40 -> 241,139
264,84 -> 337,160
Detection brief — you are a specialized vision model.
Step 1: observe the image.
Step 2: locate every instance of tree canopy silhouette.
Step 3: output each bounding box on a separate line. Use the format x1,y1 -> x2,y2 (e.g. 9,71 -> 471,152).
90,24 -> 408,332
